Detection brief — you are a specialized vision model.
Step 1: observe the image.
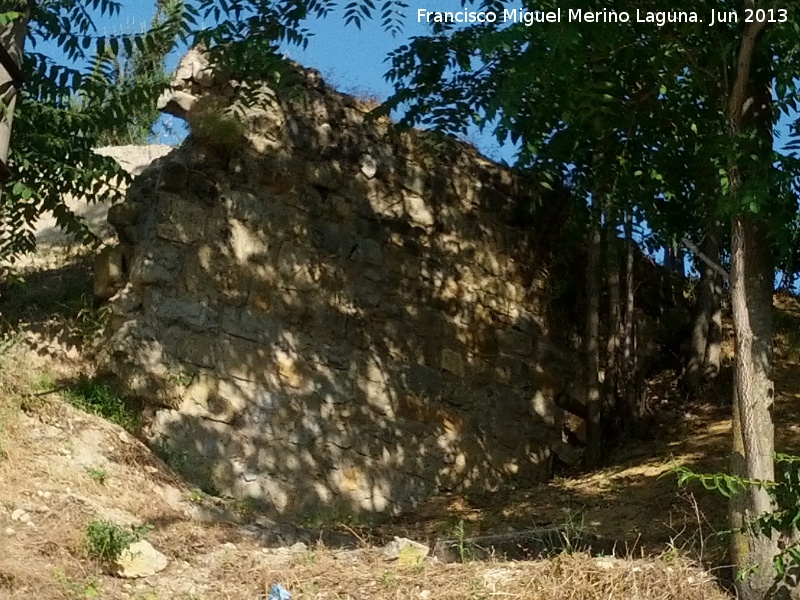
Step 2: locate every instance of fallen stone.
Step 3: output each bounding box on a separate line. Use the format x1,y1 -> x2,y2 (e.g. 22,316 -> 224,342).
10,509 -> 28,522
383,537 -> 429,566
595,557 -> 617,569
115,540 -> 168,579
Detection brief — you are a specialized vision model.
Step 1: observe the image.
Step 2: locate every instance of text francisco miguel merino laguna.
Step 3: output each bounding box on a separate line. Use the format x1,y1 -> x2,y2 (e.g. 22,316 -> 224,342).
417,7 -> 789,27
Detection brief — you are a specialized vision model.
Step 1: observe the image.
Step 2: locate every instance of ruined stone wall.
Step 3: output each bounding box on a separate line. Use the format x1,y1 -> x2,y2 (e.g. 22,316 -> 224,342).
101,50 -> 582,516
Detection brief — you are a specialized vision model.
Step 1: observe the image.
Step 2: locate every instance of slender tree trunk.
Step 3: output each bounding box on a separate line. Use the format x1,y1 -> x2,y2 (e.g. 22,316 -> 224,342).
685,227 -> 722,394
622,213 -> 637,425
585,199 -> 603,467
0,2 -> 31,200
727,12 -> 779,599
704,228 -> 724,382
664,240 -> 683,304
605,216 -> 621,427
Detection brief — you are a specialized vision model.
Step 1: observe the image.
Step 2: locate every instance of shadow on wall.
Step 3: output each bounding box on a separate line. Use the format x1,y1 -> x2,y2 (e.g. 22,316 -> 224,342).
100,59 -> 587,519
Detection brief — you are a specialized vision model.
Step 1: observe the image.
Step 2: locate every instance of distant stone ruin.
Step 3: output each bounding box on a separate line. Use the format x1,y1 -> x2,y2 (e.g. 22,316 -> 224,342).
99,49 -> 584,516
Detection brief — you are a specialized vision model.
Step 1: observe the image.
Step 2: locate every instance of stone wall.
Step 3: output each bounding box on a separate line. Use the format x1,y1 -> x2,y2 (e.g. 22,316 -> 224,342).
100,50 -> 583,516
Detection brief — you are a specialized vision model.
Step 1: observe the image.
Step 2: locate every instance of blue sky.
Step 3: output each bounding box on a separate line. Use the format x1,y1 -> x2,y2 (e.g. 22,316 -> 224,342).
79,2 -> 797,162
90,1 -> 514,157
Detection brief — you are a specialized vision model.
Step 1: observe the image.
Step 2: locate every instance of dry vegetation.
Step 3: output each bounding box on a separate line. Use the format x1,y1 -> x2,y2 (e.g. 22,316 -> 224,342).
14,240 -> 800,599
0,271 -> 735,600
260,551 -> 729,600
0,353 -> 732,599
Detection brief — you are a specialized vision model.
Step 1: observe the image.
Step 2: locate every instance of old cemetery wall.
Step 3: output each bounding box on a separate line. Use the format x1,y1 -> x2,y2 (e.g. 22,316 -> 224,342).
100,50 -> 582,516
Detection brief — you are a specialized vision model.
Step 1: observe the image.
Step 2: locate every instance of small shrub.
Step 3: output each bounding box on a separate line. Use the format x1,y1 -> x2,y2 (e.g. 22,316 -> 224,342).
54,569 -> 100,599
84,520 -> 151,563
29,369 -> 56,393
232,496 -> 256,518
189,97 -> 245,155
63,377 -> 140,432
85,467 -> 108,484
453,519 -> 472,562
380,570 -> 397,588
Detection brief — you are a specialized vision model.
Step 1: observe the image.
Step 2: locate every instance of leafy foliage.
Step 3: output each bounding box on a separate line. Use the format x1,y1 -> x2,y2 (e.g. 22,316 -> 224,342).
92,0 -> 184,145
1,0 -> 408,262
382,0 -> 800,260
674,455 -> 800,578
84,519 -> 151,562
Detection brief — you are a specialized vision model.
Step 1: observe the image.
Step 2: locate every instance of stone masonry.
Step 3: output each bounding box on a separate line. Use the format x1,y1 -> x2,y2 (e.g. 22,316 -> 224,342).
100,48 -> 582,516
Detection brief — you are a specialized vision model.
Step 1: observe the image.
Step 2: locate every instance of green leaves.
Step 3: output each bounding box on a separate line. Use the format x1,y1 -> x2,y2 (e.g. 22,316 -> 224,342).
5,0 -> 403,259
672,454 -> 800,580
0,11 -> 23,27
381,0 -> 800,260
672,464 -> 764,498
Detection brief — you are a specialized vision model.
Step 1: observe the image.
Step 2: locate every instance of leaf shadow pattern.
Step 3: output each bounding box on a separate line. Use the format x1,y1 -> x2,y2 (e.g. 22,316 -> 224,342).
101,65 -> 590,522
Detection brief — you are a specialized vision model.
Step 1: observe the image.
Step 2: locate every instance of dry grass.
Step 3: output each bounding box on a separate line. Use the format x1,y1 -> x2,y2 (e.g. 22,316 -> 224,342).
0,336 -> 734,599
254,549 -> 729,600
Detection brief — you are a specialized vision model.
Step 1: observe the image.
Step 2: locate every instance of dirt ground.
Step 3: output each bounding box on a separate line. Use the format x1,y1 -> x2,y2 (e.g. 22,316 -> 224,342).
6,241 -> 800,598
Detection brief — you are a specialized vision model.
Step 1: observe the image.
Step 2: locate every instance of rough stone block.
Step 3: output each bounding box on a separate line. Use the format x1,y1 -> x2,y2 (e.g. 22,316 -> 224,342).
180,375 -> 223,422
403,192 -> 434,226
220,307 -> 280,343
229,218 -> 269,263
350,238 -> 383,266
156,196 -> 207,244
441,349 -> 465,378
153,296 -> 219,331
275,351 -> 306,389
400,163 -> 427,195
130,244 -> 182,286
169,329 -> 217,369
218,334 -> 274,382
305,162 -> 342,189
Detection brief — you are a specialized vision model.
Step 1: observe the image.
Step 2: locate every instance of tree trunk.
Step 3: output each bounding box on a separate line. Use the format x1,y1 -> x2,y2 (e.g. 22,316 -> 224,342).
622,213 -> 637,426
675,243 -> 685,281
685,227 -> 722,394
704,228 -> 724,383
730,215 -> 777,599
727,11 -> 778,599
584,200 -> 603,468
0,2 -> 31,199
604,217 -> 621,427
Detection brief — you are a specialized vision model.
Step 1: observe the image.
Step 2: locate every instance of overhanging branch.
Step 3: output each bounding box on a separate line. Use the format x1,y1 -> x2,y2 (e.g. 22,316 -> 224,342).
682,237 -> 730,283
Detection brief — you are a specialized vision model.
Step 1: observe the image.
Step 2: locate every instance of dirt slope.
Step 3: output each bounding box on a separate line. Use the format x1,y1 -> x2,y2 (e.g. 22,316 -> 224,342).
0,343 -> 729,599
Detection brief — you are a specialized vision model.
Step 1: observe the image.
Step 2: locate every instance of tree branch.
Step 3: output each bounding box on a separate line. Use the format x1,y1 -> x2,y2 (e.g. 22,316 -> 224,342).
682,236 -> 730,283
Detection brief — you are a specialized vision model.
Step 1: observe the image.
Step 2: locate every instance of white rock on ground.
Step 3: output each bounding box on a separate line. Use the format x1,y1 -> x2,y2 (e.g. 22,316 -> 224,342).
382,537 -> 429,566
10,509 -> 29,522
115,540 -> 168,578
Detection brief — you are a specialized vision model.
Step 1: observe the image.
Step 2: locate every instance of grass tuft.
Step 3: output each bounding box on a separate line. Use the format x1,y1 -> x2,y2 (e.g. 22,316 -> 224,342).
63,377 -> 140,432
